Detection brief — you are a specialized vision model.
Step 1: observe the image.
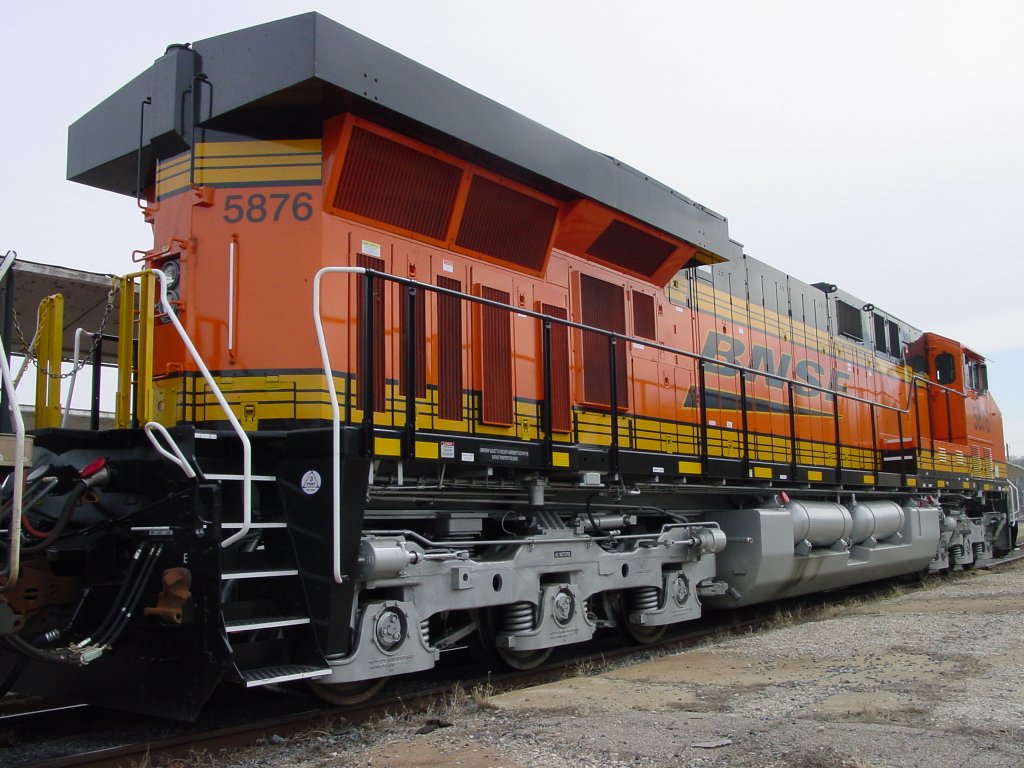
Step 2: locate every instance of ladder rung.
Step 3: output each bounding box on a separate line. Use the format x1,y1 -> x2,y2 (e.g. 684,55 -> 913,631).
221,522 -> 287,529
204,473 -> 277,482
240,665 -> 332,687
221,568 -> 298,580
226,616 -> 310,633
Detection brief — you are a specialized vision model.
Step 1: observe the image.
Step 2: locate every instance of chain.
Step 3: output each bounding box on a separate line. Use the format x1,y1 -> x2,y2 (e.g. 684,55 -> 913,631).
13,281 -> 121,380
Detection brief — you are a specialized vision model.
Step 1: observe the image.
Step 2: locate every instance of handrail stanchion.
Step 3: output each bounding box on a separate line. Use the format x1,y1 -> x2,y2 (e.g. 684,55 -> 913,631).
698,359 -> 708,473
608,336 -> 619,476
740,371 -> 749,475
869,401 -> 878,477
63,328 -> 91,427
362,272 -> 375,450
787,380 -> 797,478
833,390 -> 842,479
150,269 -> 252,549
541,319 -> 553,466
313,266 -> 367,585
402,284 -> 417,458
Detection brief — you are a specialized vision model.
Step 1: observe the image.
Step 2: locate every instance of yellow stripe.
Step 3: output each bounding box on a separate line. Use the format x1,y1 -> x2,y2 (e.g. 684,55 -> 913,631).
551,451 -> 570,468
196,166 -> 321,185
155,140 -> 323,198
678,460 -> 702,474
375,437 -> 401,456
807,470 -> 823,481
415,441 -> 439,459
197,155 -> 321,169
196,139 -> 322,157
752,466 -> 773,479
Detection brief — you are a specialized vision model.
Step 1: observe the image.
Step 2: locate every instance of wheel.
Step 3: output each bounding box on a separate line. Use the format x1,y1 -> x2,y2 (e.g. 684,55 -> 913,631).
611,590 -> 668,645
308,677 -> 387,706
619,620 -> 667,645
494,646 -> 553,670
477,606 -> 553,671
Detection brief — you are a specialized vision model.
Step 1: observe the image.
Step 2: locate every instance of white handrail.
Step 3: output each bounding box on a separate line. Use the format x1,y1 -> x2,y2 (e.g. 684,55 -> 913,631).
0,250 -> 25,590
1009,479 -> 1021,523
312,266 -> 366,584
150,269 -> 252,548
62,328 -> 93,427
144,421 -> 197,479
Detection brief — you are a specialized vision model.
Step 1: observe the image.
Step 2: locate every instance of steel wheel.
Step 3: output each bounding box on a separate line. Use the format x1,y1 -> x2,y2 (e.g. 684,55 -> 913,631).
308,677 -> 387,706
494,646 -> 553,670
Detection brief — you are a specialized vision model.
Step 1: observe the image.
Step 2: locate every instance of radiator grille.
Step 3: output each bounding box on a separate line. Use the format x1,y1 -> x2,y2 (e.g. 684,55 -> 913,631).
478,286 -> 513,425
437,276 -> 463,421
586,220 -> 676,278
335,127 -> 461,240
456,176 -> 558,272
631,290 -> 656,340
580,274 -> 628,408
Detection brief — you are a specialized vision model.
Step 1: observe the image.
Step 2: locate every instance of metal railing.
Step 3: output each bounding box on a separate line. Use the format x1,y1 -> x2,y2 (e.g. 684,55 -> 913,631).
313,266 -> 957,580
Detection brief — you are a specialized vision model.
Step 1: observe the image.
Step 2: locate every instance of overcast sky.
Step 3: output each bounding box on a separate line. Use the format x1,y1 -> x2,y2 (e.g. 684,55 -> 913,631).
3,1 -> 1022,454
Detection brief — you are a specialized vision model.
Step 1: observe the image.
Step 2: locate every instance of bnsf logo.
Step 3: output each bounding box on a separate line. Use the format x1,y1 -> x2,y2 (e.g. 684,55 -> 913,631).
701,331 -> 851,400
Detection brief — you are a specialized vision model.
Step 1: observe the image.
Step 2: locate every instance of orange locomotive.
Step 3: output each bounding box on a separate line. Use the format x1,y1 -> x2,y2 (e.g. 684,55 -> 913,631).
0,13 -> 1013,717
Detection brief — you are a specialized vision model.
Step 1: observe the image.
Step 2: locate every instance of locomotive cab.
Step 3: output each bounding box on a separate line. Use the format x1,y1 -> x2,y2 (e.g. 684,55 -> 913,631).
907,332 -> 1004,453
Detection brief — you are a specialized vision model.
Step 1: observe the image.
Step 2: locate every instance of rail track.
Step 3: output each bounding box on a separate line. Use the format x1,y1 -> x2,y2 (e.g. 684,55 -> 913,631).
4,552 -> 1021,768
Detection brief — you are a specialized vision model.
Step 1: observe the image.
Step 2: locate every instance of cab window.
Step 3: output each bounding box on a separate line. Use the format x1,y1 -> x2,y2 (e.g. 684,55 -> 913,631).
935,352 -> 956,384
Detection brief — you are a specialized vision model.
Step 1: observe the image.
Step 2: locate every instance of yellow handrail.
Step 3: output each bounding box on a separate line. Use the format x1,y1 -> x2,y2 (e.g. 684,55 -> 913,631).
33,294 -> 64,429
115,272 -> 156,428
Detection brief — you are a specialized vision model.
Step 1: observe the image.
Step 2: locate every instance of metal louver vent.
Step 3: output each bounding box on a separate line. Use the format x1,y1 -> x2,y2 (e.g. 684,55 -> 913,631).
586,220 -> 676,278
478,286 -> 513,425
335,127 -> 461,240
437,276 -> 463,421
456,176 -> 558,272
580,274 -> 628,408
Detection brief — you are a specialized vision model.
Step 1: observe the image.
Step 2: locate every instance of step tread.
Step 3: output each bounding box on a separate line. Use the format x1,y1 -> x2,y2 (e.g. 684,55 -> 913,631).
221,568 -> 299,580
203,473 -> 277,482
226,615 -> 311,633
239,664 -> 331,687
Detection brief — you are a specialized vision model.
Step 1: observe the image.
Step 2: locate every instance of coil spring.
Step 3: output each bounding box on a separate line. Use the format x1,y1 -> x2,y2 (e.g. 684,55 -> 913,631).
630,586 -> 660,612
502,601 -> 536,633
950,544 -> 965,559
420,619 -> 431,648
972,542 -> 986,559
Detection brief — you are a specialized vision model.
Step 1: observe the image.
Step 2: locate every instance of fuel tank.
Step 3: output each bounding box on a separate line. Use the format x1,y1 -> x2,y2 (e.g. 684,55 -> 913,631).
703,502 -> 941,608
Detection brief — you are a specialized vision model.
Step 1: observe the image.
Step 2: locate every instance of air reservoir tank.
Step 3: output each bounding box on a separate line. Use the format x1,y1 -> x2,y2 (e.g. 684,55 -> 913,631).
849,500 -> 905,544
787,500 -> 852,547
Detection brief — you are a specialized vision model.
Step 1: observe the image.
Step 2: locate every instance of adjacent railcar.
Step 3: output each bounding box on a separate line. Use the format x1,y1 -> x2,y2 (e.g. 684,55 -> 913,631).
0,13 -> 1014,718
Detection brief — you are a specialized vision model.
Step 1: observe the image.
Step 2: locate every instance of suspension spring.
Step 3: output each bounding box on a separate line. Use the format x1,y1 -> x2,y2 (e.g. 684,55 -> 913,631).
502,601 -> 536,633
972,541 -> 986,560
950,543 -> 965,560
420,618 -> 431,648
630,586 -> 660,612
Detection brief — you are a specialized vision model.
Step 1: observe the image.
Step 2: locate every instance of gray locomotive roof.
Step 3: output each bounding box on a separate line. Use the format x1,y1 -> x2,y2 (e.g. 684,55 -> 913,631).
67,12 -> 731,259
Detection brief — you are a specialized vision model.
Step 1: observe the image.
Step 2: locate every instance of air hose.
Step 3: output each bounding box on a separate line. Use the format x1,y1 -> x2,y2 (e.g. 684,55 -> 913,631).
21,459 -> 111,554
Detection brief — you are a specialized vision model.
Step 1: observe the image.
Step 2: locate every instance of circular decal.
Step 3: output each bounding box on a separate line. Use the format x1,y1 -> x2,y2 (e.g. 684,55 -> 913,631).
300,470 -> 322,495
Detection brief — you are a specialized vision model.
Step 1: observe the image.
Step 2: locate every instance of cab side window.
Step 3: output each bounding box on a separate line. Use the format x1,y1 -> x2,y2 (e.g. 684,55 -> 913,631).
935,352 -> 956,384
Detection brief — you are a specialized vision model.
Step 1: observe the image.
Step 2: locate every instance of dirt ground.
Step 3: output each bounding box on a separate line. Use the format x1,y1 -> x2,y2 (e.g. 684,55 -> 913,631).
214,563 -> 1024,768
